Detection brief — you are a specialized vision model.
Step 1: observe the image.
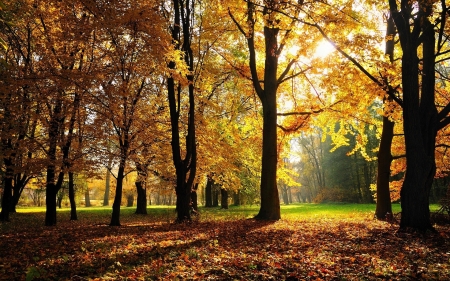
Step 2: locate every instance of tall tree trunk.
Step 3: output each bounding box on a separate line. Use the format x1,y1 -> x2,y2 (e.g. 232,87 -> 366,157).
390,0 -> 436,231
205,176 -> 213,207
233,190 -> 241,206
375,12 -> 396,219
191,183 -> 198,212
233,1 -> 281,220
168,0 -> 197,222
375,114 -> 394,219
212,184 -> 219,207
68,172 -> 77,220
110,164 -> 125,226
45,99 -> 62,226
84,189 -> 91,207
254,23 -> 281,219
220,188 -> 228,209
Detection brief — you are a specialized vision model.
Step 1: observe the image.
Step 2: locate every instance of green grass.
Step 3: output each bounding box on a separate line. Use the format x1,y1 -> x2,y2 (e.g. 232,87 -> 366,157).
12,203 -> 440,222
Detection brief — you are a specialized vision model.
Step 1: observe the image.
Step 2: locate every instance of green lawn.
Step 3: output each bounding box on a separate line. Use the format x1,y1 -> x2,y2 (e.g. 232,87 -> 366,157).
13,202 -> 440,221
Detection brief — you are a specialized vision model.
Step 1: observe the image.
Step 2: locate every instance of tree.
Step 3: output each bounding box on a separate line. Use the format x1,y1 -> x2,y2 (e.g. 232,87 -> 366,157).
0,0 -> 43,221
229,0 -> 305,220
388,0 -> 447,231
166,0 -> 198,222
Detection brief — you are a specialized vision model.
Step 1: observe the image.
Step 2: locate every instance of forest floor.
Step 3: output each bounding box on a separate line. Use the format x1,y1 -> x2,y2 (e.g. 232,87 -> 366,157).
0,204 -> 450,280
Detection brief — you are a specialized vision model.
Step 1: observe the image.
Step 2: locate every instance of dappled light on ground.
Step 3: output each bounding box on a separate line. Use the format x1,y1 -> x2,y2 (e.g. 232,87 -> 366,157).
1,208 -> 449,280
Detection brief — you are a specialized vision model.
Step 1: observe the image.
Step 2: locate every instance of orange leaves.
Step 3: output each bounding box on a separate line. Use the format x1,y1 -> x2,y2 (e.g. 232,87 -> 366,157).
1,210 -> 450,280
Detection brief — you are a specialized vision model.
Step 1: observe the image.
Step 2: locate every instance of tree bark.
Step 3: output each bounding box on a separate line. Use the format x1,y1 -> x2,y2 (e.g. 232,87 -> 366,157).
68,172 -> 77,220
0,165 -> 13,221
205,176 -> 213,207
254,22 -> 281,220
232,1 -> 281,220
126,194 -> 134,207
135,181 -> 147,214
233,190 -> 241,206
84,188 -> 91,207
45,99 -> 63,226
167,0 -> 197,222
390,0 -> 436,231
375,12 -> 396,219
220,188 -> 228,209
375,115 -> 394,219
110,164 -> 125,226
212,184 -> 219,207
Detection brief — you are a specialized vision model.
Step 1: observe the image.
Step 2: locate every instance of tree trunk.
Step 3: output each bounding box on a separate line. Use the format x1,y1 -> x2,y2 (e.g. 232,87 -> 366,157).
220,188 -> 228,209
390,2 -> 436,231
375,115 -> 394,219
239,2 -> 281,220
84,189 -> 91,207
375,12 -> 396,219
282,185 -> 289,205
45,182 -> 58,226
205,176 -> 213,207
254,62 -> 281,220
110,165 -> 125,226
45,104 -> 61,226
212,185 -> 219,207
191,188 -> 198,212
68,172 -> 77,220
10,176 -> 29,213
135,181 -> 147,214
233,190 -> 241,206
167,0 -> 197,223
0,166 -> 13,221
126,194 -> 134,207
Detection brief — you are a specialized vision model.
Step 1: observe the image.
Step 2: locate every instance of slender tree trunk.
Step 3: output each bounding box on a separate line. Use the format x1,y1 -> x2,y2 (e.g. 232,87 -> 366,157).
220,188 -> 228,209
375,12 -> 396,219
167,0 -> 197,223
213,185 -> 219,207
375,115 -> 394,219
205,176 -> 213,207
233,190 -> 241,206
68,172 -> 77,220
110,164 -> 125,226
45,100 -> 62,226
84,189 -> 91,207
191,183 -> 198,212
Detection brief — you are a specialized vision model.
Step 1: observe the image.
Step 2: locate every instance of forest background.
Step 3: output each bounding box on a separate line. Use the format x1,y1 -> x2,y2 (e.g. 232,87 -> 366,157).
1,0 -> 450,231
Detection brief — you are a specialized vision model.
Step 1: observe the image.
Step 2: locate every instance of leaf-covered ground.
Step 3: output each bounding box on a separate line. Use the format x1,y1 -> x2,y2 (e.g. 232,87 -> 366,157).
1,207 -> 449,280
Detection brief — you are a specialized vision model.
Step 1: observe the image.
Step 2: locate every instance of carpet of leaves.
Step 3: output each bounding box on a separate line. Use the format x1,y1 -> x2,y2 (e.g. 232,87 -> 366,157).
1,211 -> 450,280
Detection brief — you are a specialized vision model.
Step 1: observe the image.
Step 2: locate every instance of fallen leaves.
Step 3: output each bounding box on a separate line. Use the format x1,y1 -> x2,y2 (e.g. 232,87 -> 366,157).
0,210 -> 449,280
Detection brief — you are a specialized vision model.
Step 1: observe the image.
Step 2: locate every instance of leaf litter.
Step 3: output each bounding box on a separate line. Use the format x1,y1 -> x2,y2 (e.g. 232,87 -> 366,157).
0,211 -> 449,280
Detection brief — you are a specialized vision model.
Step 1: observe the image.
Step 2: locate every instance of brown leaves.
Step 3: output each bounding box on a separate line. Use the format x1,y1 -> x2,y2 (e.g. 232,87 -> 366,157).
1,210 -> 450,280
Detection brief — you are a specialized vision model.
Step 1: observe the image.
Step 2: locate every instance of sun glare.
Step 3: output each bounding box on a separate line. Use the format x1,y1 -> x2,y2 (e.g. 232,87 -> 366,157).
314,40 -> 335,59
